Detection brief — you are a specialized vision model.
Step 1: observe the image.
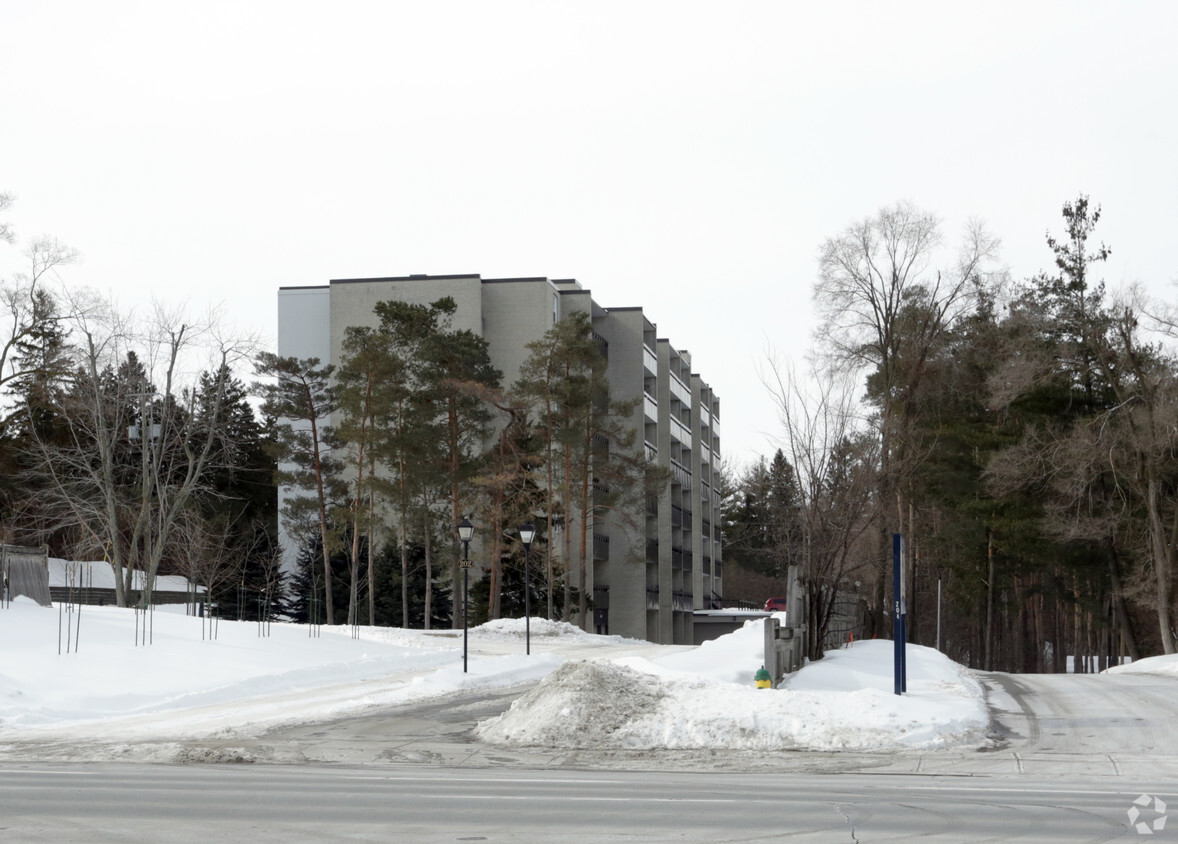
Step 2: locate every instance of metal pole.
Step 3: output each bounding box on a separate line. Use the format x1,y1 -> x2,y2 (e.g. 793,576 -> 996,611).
463,565 -> 469,673
524,543 -> 530,656
461,534 -> 471,674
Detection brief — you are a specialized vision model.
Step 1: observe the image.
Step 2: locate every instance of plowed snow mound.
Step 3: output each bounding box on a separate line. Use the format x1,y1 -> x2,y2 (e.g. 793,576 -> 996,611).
477,646 -> 991,752
476,660 -> 665,748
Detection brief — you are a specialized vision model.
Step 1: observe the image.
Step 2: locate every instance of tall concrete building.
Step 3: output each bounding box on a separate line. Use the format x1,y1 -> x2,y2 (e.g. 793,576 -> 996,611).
277,274 -> 722,645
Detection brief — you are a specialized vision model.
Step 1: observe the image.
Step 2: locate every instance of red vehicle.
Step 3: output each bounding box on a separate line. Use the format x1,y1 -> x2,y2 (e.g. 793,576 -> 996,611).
764,597 -> 789,612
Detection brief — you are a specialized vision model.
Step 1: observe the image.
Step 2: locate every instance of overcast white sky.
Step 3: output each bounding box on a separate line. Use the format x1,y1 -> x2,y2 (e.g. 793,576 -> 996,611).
2,1 -> 1176,466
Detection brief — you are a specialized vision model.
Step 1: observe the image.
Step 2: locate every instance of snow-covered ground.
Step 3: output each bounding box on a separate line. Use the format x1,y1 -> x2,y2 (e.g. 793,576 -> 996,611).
0,596 -> 991,755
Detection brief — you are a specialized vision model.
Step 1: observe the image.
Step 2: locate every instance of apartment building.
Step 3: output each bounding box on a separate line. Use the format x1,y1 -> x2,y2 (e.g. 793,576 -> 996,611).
276,274 -> 722,645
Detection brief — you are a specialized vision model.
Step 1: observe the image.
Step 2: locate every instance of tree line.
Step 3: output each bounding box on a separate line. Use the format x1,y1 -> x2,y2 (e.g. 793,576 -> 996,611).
723,195 -> 1178,672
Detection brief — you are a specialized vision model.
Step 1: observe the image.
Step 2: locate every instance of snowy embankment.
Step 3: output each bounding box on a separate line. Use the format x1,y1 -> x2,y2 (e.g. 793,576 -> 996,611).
0,597 -> 988,753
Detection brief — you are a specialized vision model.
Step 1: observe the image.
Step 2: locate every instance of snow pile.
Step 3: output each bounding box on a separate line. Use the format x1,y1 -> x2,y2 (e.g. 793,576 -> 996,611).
475,661 -> 665,748
479,621 -> 990,752
624,615 -> 769,685
1107,653 -> 1178,678
472,617 -> 637,644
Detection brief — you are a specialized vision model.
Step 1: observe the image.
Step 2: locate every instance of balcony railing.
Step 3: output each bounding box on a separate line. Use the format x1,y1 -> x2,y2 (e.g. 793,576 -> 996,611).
593,534 -> 610,561
646,588 -> 660,610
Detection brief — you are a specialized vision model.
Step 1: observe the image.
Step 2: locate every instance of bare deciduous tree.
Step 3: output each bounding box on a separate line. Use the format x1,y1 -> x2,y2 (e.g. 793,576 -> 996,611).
814,202 -> 999,630
26,297 -> 255,607
763,354 -> 877,657
174,507 -> 245,640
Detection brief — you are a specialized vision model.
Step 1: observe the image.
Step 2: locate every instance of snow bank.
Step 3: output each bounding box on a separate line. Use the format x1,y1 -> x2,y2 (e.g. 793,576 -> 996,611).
1107,653 -> 1178,678
472,617 -> 638,645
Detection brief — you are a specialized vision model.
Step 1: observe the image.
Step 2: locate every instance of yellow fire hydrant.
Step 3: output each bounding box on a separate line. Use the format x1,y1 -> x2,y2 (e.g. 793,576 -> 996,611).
755,665 -> 772,689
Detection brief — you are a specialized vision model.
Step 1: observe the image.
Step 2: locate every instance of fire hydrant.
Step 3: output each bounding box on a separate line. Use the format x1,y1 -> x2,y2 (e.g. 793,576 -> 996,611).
755,665 -> 772,689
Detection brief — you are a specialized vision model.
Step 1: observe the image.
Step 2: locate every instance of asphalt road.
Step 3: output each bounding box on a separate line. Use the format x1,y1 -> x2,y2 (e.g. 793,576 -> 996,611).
4,668 -> 1178,841
3,761 -> 1172,842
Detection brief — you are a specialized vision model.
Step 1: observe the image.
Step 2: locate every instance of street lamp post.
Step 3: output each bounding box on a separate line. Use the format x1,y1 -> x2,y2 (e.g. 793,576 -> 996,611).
457,519 -> 475,673
519,523 -> 535,656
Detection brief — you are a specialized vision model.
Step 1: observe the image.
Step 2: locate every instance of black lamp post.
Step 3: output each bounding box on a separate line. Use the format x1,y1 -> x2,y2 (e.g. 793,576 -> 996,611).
457,518 -> 475,673
519,523 -> 535,656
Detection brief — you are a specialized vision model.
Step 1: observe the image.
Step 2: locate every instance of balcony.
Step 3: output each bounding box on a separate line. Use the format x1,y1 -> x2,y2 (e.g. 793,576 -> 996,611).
646,588 -> 660,610
593,534 -> 609,561
643,346 -> 658,376
672,590 -> 693,612
646,495 -> 659,517
644,395 -> 658,423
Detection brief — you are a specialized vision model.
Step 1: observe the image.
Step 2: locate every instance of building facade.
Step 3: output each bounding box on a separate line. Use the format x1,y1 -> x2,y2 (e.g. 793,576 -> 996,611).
276,274 -> 722,645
